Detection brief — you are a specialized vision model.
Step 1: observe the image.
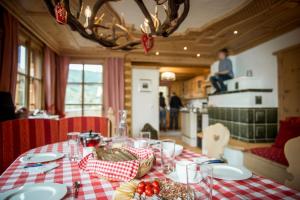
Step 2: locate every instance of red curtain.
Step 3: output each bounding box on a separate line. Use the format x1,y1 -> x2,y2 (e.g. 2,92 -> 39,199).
43,47 -> 56,114
103,57 -> 125,121
0,9 -> 18,102
43,47 -> 69,117
55,55 -> 69,117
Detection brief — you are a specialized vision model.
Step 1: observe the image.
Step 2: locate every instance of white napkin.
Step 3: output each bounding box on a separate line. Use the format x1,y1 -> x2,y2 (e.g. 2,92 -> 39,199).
22,163 -> 59,174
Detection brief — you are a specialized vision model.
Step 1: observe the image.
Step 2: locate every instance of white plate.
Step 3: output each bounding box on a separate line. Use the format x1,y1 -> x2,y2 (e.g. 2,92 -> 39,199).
0,183 -> 67,200
212,164 -> 252,180
167,171 -> 202,184
20,152 -> 64,164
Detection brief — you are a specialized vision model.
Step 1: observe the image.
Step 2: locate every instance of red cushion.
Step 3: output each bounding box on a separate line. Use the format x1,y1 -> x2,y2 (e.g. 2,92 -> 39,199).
58,117 -> 109,141
251,146 -> 288,166
273,118 -> 300,148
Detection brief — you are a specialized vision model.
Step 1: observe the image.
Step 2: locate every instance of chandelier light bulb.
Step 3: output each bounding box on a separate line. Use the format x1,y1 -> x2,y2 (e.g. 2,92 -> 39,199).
85,6 -> 92,18
183,46 -> 187,50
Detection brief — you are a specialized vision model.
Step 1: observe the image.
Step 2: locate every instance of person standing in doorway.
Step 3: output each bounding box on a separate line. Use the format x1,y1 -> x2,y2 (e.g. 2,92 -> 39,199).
210,48 -> 234,94
169,92 -> 183,130
159,92 -> 167,131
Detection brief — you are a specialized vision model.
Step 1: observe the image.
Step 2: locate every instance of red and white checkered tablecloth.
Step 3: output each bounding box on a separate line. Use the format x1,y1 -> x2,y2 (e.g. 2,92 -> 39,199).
0,142 -> 299,200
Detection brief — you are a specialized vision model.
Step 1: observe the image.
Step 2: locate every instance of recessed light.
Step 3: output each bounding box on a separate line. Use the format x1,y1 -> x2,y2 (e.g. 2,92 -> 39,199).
197,53 -> 201,57
155,51 -> 159,55
183,46 -> 187,50
233,30 -> 238,34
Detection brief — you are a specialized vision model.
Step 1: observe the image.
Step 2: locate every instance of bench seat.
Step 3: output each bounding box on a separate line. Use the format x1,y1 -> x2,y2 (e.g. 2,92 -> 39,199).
0,117 -> 109,174
250,146 -> 288,166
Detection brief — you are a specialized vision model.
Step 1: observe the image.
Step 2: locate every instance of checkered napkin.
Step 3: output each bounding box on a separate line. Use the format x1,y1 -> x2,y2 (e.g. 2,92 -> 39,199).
78,147 -> 153,181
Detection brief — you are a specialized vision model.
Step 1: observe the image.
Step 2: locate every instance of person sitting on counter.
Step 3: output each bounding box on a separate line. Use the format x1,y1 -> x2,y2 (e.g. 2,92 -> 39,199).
169,92 -> 183,130
210,48 -> 234,94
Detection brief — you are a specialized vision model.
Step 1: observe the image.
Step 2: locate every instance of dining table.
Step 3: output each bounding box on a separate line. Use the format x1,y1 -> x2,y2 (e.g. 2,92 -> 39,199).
0,141 -> 299,200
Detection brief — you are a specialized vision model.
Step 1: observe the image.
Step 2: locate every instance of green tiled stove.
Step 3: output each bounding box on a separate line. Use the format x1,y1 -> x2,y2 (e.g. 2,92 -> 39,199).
208,107 -> 278,143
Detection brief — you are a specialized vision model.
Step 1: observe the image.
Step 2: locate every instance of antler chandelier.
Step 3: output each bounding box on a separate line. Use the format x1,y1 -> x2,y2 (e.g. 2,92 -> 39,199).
44,0 -> 190,51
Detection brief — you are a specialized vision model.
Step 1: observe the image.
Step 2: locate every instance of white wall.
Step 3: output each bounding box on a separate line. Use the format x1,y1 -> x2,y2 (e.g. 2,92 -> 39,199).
132,68 -> 159,136
210,28 -> 300,106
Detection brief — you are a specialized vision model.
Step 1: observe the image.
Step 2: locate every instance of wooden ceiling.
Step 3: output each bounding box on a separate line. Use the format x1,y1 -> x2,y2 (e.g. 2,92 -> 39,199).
1,0 -> 300,68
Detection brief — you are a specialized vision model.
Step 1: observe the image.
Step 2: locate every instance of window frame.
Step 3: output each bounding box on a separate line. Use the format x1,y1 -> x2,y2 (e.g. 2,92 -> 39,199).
16,29 -> 44,110
65,63 -> 104,116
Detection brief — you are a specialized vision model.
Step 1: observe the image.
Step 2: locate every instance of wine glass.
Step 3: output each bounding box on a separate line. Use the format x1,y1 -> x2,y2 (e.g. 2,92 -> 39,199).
160,139 -> 176,174
187,163 -> 213,200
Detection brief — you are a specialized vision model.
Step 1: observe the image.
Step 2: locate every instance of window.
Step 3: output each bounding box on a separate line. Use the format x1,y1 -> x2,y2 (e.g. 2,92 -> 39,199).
15,34 -> 43,110
65,64 -> 103,116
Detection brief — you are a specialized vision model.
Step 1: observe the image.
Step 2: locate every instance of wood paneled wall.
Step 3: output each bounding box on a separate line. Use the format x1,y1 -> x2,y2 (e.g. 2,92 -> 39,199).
276,44 -> 300,120
124,60 -> 132,135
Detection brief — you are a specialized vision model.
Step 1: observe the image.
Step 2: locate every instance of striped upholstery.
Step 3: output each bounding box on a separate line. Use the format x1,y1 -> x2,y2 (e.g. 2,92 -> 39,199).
58,117 -> 109,141
0,117 -> 109,174
0,119 -> 59,173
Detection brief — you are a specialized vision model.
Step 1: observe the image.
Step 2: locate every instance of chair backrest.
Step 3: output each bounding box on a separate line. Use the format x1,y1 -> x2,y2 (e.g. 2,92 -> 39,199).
58,117 -> 109,141
106,107 -> 116,136
284,136 -> 300,191
0,119 -> 59,173
202,123 -> 230,158
0,91 -> 15,122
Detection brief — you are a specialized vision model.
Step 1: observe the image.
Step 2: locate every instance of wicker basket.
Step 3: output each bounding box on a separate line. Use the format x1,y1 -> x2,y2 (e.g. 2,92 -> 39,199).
136,155 -> 155,178
86,147 -> 155,181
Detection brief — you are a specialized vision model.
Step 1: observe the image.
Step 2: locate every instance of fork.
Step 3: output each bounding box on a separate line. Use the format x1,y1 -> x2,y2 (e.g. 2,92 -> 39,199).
73,181 -> 81,198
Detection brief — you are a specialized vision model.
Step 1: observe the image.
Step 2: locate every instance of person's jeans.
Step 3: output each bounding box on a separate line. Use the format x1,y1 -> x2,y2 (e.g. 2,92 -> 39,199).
169,108 -> 179,130
210,74 -> 232,92
159,107 -> 166,130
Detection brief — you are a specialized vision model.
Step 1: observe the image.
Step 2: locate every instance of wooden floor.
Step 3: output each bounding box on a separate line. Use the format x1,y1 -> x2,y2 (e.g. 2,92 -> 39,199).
159,131 -> 201,154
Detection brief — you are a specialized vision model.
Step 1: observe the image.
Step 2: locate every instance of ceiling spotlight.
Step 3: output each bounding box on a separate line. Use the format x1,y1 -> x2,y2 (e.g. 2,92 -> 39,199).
183,46 -> 187,50
155,51 -> 160,55
197,53 -> 201,57
233,30 -> 238,34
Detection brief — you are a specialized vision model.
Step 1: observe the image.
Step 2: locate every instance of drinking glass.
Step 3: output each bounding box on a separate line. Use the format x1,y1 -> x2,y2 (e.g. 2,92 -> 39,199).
161,139 -> 176,174
133,132 -> 151,148
187,163 -> 213,200
150,140 -> 162,168
67,132 -> 80,161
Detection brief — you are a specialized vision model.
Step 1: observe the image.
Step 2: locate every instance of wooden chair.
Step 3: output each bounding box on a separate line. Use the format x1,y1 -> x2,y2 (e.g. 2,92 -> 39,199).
106,107 -> 116,137
285,136 -> 300,191
202,123 -> 230,158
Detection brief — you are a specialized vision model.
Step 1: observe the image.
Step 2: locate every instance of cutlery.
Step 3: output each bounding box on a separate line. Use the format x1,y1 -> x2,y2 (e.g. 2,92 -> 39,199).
24,163 -> 43,168
73,181 -> 81,198
199,159 -> 226,165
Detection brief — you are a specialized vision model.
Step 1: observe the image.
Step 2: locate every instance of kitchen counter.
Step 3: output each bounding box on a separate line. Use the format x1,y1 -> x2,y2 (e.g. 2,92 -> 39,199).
180,110 -> 197,147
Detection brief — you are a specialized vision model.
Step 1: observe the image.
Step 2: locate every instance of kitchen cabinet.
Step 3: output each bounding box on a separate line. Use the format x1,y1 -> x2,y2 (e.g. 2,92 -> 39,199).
183,76 -> 207,99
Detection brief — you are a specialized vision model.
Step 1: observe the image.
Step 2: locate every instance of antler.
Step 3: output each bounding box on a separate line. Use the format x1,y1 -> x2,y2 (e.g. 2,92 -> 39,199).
43,0 -> 190,51
135,0 -> 189,37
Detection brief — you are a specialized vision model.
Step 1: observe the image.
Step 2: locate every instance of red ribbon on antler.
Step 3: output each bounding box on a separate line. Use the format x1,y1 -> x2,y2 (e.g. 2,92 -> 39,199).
55,2 -> 68,24
141,34 -> 154,54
